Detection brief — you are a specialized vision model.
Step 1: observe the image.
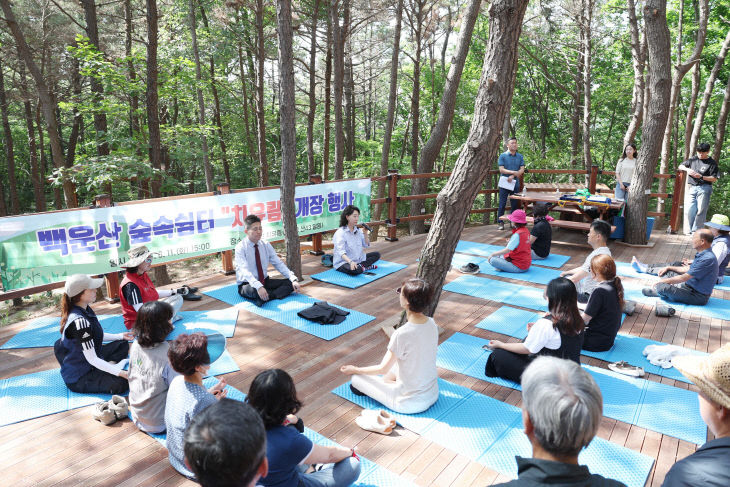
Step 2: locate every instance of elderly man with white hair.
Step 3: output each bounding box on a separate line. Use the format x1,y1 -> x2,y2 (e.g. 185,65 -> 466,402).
496,356 -> 625,486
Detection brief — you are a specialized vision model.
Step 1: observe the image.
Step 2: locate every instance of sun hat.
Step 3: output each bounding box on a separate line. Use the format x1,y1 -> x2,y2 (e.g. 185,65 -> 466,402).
120,245 -> 152,268
65,274 -> 104,297
507,209 -> 528,224
704,214 -> 730,232
672,344 -> 730,409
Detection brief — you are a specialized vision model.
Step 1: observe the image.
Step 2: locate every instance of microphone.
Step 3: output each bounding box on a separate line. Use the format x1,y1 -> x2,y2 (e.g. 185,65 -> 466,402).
360,223 -> 373,232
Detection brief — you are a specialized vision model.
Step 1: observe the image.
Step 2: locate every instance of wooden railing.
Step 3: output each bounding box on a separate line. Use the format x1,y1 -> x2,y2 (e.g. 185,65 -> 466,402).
0,166 -> 682,302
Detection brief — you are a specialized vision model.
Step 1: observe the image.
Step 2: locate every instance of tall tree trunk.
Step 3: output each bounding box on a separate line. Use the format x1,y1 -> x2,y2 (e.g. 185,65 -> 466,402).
65,54 -> 82,168
410,0 -> 482,234
125,0 -> 140,139
276,0 -> 302,278
323,11 -> 333,179
658,0 -> 708,213
407,0 -> 425,234
330,0 -> 347,179
345,48 -> 355,161
188,0 -> 214,191
19,67 -> 45,211
81,0 -> 110,160
146,0 -> 163,197
580,0 -> 594,175
625,0 -> 671,245
306,0 -> 321,176
713,73 -> 730,162
372,0 -> 404,241
416,0 -> 529,316
1,0 -> 76,208
683,63 -> 701,159
622,0 -> 646,147
255,0 -> 269,186
237,38 -> 258,165
200,6 -> 230,185
36,101 -> 61,209
0,57 -> 20,214
689,29 -> 730,154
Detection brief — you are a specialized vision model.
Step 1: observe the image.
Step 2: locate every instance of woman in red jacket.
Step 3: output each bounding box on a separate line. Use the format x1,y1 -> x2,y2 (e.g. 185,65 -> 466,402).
487,209 -> 532,273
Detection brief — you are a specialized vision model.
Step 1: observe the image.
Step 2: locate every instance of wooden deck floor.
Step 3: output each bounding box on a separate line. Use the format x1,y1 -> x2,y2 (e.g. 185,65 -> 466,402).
1,224 -> 727,486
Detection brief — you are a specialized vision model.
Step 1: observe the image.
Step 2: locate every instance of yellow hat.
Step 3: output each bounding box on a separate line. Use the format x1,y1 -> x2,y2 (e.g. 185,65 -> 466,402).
673,344 -> 730,409
705,214 -> 730,231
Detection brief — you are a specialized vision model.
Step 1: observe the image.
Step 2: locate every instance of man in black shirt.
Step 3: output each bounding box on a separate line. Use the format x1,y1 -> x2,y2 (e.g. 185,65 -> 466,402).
680,142 -> 719,234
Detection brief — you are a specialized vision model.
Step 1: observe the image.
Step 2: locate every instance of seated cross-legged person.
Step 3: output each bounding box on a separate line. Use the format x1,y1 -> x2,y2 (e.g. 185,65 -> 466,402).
530,202 -> 553,261
560,219 -> 612,303
485,277 -> 585,384
488,209 -> 532,273
661,344 -> 730,487
340,278 -> 438,414
633,214 -> 730,286
580,255 -> 624,352
637,229 -> 718,306
234,214 -> 301,306
333,204 -> 380,275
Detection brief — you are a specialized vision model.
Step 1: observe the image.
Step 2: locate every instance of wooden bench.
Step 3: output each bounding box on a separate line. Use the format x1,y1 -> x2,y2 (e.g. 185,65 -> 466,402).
499,215 -> 615,232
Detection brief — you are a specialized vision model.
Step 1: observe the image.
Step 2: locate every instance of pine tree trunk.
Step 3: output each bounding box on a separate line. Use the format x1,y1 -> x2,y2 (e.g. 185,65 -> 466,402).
683,64 -> 701,159
0,57 -> 20,214
307,0 -> 321,177
277,0 -> 302,278
330,0 -> 346,179
255,0 -> 269,186
323,12 -> 332,179
18,67 -> 45,211
713,73 -> 730,162
146,0 -> 163,197
410,0 -> 482,234
622,0 -> 646,148
407,0 -> 425,235
625,0 -> 671,245
237,38 -> 258,165
416,0 -> 530,316
372,0 -> 404,240
81,0 -> 110,162
580,0 -> 594,175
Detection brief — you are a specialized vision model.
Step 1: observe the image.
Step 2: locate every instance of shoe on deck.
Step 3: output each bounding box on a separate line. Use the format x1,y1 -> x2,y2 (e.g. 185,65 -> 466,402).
608,361 -> 645,377
108,395 -> 129,420
182,293 -> 202,301
458,263 -> 480,274
92,402 -> 117,425
655,304 -> 676,317
498,223 -> 505,231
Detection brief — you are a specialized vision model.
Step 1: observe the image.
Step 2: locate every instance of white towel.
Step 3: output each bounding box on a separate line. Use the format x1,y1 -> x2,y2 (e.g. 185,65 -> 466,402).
642,344 -> 693,369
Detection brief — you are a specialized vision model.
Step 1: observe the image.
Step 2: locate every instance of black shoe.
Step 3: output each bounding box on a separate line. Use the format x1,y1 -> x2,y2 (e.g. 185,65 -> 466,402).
185,286 -> 199,293
655,304 -> 676,317
459,263 -> 480,274
350,384 -> 366,396
182,293 -> 202,301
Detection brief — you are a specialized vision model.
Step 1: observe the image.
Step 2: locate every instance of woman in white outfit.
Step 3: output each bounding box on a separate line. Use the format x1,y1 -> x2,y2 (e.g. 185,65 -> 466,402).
340,278 -> 439,414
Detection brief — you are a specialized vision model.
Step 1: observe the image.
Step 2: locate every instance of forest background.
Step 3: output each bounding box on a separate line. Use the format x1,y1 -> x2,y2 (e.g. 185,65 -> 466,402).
0,0 -> 729,230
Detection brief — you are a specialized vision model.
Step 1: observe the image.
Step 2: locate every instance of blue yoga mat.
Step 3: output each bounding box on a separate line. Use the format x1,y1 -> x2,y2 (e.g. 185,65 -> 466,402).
444,275 -> 549,311
622,280 -> 730,321
1,309 -> 239,350
478,262 -> 563,286
616,261 -> 730,292
203,285 -> 375,340
455,240 -> 572,268
0,351 -> 239,427
1,314 -> 126,350
311,260 -> 408,289
332,376 -> 652,487
480,305 -> 697,384
437,332 -> 706,445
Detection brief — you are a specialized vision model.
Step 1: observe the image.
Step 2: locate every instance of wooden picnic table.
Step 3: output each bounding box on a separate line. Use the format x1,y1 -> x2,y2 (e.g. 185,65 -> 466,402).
508,192 -> 623,231
524,182 -> 612,193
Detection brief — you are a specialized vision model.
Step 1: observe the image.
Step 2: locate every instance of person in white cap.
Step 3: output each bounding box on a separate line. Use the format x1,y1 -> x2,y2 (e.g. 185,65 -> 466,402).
662,344 -> 730,487
119,245 -> 199,330
53,274 -> 134,394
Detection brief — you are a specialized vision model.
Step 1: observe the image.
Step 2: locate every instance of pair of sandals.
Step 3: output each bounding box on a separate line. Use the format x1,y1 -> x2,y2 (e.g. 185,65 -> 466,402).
355,409 -> 396,435
178,284 -> 202,301
92,395 -> 128,425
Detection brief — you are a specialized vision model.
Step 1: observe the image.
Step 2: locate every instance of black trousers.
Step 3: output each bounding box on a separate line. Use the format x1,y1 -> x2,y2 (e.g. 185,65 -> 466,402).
335,251 -> 381,275
54,339 -> 130,395
485,348 -> 532,384
238,277 -> 294,301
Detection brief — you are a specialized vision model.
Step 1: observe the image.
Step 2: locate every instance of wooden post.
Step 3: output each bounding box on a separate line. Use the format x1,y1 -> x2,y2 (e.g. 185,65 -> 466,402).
308,174 -> 324,255
95,194 -> 120,303
588,165 -> 598,193
385,169 -> 399,241
217,182 -> 236,275
669,171 -> 684,233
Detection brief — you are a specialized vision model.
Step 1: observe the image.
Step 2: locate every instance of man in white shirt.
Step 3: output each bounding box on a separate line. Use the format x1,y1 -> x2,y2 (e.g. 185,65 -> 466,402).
234,215 -> 301,306
560,219 -> 612,302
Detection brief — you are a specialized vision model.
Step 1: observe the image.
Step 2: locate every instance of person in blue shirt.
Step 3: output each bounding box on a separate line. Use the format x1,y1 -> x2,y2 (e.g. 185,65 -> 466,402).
332,205 -> 380,275
641,229 -> 718,306
497,137 -> 526,230
247,369 -> 361,487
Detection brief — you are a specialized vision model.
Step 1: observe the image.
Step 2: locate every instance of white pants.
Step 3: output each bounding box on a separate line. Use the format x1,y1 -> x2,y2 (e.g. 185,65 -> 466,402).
161,294 -> 184,320
351,367 -> 437,414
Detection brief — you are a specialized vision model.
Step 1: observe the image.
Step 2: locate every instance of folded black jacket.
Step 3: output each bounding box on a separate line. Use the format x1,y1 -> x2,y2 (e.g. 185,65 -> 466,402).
297,301 -> 350,325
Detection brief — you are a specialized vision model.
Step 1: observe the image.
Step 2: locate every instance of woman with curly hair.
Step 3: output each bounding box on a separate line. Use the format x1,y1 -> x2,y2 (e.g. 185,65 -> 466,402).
128,300 -> 178,433
247,369 -> 361,487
